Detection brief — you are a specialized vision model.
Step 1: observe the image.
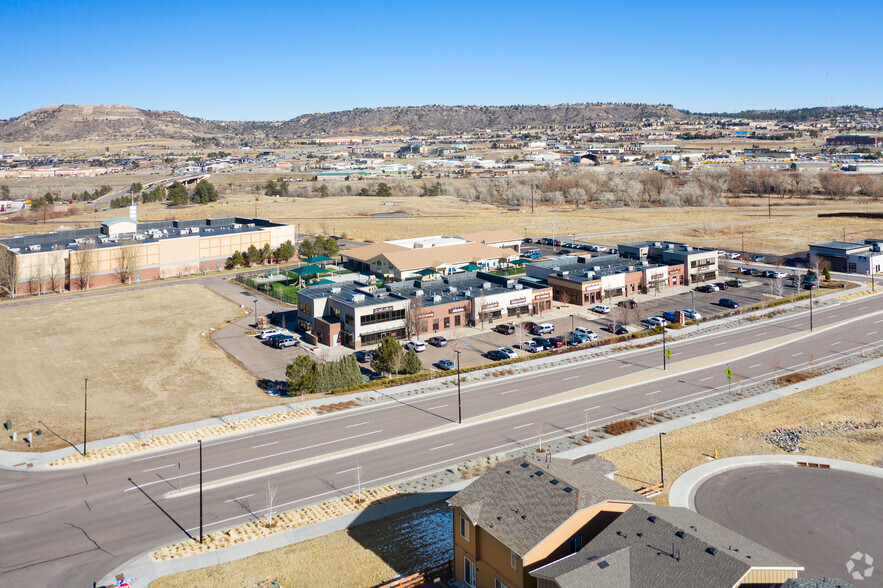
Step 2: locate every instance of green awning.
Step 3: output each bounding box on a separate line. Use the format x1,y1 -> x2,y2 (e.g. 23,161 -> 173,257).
510,258 -> 530,265
306,255 -> 335,264
463,263 -> 482,271
415,268 -> 438,277
313,279 -> 335,285
290,264 -> 325,276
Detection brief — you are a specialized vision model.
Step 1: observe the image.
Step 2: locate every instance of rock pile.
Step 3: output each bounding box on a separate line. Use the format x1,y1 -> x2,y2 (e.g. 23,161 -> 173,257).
761,421 -> 881,453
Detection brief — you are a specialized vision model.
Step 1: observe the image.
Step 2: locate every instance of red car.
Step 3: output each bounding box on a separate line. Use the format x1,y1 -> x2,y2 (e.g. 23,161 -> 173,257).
549,336 -> 565,348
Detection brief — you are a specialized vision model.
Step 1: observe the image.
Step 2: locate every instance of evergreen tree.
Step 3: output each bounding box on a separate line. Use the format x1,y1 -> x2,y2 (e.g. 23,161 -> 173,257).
274,240 -> 295,262
402,349 -> 422,374
192,179 -> 219,204
286,356 -> 317,396
375,182 -> 392,197
298,239 -> 316,259
167,181 -> 189,205
245,244 -> 260,266
371,336 -> 404,376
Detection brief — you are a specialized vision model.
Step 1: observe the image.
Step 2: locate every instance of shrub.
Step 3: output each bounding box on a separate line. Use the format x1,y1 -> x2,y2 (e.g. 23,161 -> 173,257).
605,418 -> 640,436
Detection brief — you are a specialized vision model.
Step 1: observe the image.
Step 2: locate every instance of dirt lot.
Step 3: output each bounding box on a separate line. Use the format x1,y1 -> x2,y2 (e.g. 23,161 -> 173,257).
599,366 -> 883,504
0,284 -> 287,452
149,500 -> 451,588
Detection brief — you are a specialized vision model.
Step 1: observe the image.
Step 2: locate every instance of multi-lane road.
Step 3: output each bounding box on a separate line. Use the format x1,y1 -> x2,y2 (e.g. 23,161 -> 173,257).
1,292 -> 882,586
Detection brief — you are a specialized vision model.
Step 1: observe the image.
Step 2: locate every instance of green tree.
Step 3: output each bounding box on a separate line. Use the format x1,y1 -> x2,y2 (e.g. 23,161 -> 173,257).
315,235 -> 340,257
277,178 -> 289,196
42,191 -> 54,205
375,182 -> 392,197
358,187 -> 371,196
260,243 -> 272,263
402,348 -> 422,374
823,266 -> 831,281
130,182 -> 143,194
0,185 -> 10,199
274,240 -> 295,262
286,355 -> 317,396
245,244 -> 260,266
298,239 -> 316,259
265,179 -> 279,196
226,250 -> 246,269
371,335 -> 404,376
192,179 -> 219,204
167,181 -> 188,205
318,184 -> 329,198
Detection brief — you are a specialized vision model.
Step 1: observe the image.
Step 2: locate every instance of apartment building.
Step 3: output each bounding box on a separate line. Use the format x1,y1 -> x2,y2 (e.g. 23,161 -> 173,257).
618,241 -> 718,285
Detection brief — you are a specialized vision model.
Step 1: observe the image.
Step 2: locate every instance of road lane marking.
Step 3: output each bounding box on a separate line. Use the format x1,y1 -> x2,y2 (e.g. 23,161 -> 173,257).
671,352 -> 683,356
335,467 -> 361,475
699,376 -> 713,382
755,332 -> 768,337
142,464 -> 175,473
868,331 -> 878,336
828,314 -> 837,318
748,363 -> 762,368
831,341 -> 842,346
251,441 -> 278,449
499,389 -> 518,395
512,423 -> 533,430
646,390 -> 661,396
714,342 -> 727,346
584,406 -> 600,412
875,319 -> 883,324
345,422 -> 369,428
430,443 -> 453,451
792,352 -> 803,357
427,404 -> 448,410
224,493 -> 254,503
563,376 -> 580,381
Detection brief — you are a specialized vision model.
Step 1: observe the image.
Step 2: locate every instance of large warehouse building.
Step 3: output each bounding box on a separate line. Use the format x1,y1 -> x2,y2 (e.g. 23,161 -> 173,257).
0,216 -> 295,295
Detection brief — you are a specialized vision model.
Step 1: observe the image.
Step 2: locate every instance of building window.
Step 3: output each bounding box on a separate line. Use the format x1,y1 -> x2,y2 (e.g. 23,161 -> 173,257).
454,315 -> 461,327
568,535 -> 583,554
299,302 -> 311,314
360,308 -> 406,326
494,579 -> 508,588
345,313 -> 354,326
464,558 -> 476,588
444,317 -> 450,328
432,319 -> 439,331
510,550 -> 518,570
459,516 -> 470,541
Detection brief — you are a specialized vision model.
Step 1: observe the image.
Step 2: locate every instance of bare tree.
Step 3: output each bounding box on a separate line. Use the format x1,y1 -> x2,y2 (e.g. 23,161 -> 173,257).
76,241 -> 96,290
818,170 -> 857,200
47,251 -> 64,293
115,244 -> 137,284
727,167 -> 749,197
769,353 -> 781,384
770,275 -> 786,300
514,323 -> 527,350
0,246 -> 17,297
264,481 -> 278,526
405,296 -> 427,339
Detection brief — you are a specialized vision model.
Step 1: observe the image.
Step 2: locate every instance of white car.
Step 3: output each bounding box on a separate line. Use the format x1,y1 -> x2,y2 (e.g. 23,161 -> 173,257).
591,304 -> 611,314
681,309 -> 702,320
404,341 -> 426,352
643,316 -> 668,327
498,347 -> 518,359
574,327 -> 600,341
257,328 -> 282,340
771,271 -> 789,279
717,250 -> 728,257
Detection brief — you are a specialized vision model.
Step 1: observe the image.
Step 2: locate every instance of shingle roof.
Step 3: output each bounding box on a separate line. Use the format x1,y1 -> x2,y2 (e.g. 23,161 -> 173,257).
447,456 -> 650,556
530,504 -> 802,588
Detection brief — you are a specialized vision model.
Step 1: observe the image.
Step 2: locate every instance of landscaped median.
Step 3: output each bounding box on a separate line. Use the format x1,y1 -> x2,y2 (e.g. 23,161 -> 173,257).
48,407 -> 315,467
150,485 -> 400,561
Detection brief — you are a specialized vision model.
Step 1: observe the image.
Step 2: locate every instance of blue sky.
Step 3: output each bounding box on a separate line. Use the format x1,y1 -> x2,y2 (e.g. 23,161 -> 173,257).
1,1 -> 881,120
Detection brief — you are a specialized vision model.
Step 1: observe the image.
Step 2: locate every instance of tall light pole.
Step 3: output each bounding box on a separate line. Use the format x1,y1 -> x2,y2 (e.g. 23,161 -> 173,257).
809,285 -> 814,331
690,291 -> 695,315
570,314 -> 575,335
254,299 -> 258,328
659,432 -> 667,487
83,377 -> 88,456
662,326 -> 667,370
199,439 -> 204,544
455,350 -> 462,424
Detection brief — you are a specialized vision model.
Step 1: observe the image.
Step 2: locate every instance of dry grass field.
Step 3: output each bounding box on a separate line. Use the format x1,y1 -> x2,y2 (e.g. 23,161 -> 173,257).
150,501 -> 451,588
0,284 -> 285,452
3,190 -> 880,254
599,366 -> 883,505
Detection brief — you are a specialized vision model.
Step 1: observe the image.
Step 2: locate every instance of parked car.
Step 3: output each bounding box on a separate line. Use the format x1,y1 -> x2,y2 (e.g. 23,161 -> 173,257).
681,309 -> 702,319
404,341 -> 426,352
738,267 -> 752,275
557,249 -> 571,255
590,304 -> 611,314
498,347 -> 518,359
522,237 -> 533,243
752,255 -> 765,262
354,350 -> 375,363
574,327 -> 599,341
495,323 -> 515,335
617,299 -> 638,309
257,328 -> 282,340
726,279 -> 743,288
643,316 -> 668,327
715,282 -> 729,290
548,336 -> 565,348
607,324 -> 629,335
719,298 -> 739,309
265,333 -> 288,343
771,271 -> 789,279
695,284 -> 716,293
533,323 -> 555,335
567,332 -> 589,345
486,349 -> 510,361
522,321 -> 539,333
522,340 -> 541,353
661,311 -> 678,322
436,359 -> 456,370
272,336 -> 298,349
761,270 -> 775,278
427,336 -> 448,347
532,337 -> 554,351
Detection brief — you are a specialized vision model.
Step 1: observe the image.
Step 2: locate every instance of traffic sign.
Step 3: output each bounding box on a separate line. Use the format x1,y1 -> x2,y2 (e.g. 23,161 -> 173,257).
665,348 -> 672,358
725,367 -> 733,381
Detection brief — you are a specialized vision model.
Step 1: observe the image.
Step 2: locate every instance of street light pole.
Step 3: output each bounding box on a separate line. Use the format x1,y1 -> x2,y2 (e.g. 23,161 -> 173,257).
662,326 -> 667,370
455,350 -> 462,424
570,314 -> 574,335
83,377 -> 88,456
253,299 -> 258,328
810,286 -> 813,331
659,432 -> 666,487
199,439 -> 204,544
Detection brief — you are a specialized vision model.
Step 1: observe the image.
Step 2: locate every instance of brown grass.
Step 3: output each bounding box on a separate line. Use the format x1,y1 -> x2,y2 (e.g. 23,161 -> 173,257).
0,284 -> 283,451
599,366 -> 883,505
149,501 -> 451,588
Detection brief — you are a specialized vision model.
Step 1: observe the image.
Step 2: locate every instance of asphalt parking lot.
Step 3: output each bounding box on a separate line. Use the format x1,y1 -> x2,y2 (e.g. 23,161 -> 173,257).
694,464 -> 883,580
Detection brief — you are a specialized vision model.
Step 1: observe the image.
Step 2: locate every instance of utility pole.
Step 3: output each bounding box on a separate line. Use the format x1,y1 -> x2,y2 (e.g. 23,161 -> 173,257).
809,286 -> 813,331
662,327 -> 667,370
455,350 -> 462,424
83,377 -> 88,456
530,183 -> 534,214
199,439 -> 204,544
